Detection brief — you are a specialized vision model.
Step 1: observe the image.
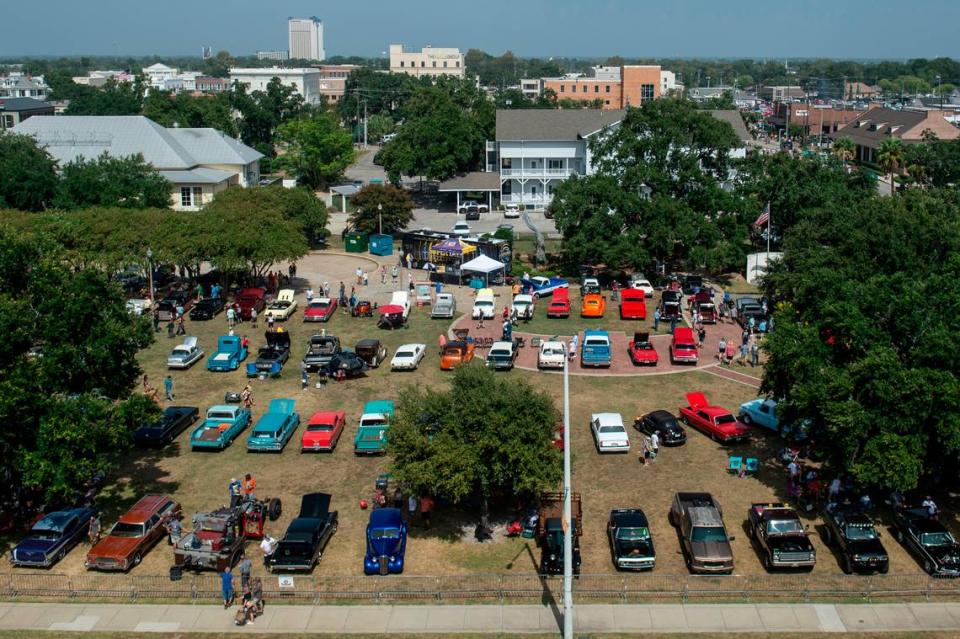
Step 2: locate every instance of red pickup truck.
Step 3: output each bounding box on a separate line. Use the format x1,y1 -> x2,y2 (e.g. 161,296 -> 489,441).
546,287 -> 571,318
236,287 -> 266,321
619,288 -> 647,320
679,392 -> 751,443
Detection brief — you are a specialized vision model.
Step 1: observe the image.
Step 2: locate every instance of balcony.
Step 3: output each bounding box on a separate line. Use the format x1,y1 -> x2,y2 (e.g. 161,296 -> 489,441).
500,168 -> 576,178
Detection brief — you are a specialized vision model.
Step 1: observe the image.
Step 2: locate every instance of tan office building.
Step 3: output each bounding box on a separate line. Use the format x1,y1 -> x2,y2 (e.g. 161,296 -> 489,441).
389,44 -> 465,78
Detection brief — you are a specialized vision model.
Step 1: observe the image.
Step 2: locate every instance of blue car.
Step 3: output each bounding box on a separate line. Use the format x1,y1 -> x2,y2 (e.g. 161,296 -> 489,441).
10,507 -> 96,567
738,399 -> 809,440
525,275 -> 569,299
581,329 -> 612,367
191,404 -> 251,450
364,508 -> 407,575
206,335 -> 248,372
247,398 -> 300,452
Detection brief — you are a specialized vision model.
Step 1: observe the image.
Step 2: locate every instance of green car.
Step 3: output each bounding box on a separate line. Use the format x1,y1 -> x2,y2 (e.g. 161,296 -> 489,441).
354,400 -> 394,455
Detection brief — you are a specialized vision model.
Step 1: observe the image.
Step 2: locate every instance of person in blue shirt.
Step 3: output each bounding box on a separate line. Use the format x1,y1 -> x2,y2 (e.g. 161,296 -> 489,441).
220,566 -> 234,608
228,478 -> 242,508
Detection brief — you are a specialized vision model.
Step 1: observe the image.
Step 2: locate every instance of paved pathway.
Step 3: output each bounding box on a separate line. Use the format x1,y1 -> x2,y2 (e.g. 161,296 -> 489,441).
3,601 -> 960,634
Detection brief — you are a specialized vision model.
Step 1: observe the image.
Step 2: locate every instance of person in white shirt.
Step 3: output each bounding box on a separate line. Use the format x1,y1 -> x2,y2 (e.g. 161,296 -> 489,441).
306,288 -> 314,301
259,535 -> 277,561
922,496 -> 939,519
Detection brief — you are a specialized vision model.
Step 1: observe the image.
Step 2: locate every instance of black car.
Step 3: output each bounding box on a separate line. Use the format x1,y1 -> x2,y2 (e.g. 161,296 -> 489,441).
464,205 -> 480,221
608,508 -> 655,571
189,297 -> 225,321
320,350 -> 368,379
892,507 -> 960,577
157,290 -> 193,321
821,504 -> 889,574
303,334 -> 341,371
133,406 -> 200,446
681,275 -> 704,296
254,330 -> 292,373
634,410 -> 687,446
266,493 -> 338,572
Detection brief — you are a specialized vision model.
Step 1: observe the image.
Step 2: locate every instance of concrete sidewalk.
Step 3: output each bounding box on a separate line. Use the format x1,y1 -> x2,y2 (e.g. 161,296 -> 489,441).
3,601 -> 960,634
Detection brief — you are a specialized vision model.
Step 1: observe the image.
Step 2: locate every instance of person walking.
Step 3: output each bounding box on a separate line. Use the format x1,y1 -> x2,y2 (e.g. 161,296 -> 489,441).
355,267 -> 363,285
750,339 -> 760,367
88,514 -> 101,545
226,306 -> 236,328
250,307 -> 257,328
669,315 -> 677,334
166,320 -> 175,339
407,494 -> 418,523
739,342 -> 748,366
176,315 -> 186,336
729,304 -> 738,326
650,431 -> 660,460
652,307 -> 660,331
697,326 -> 706,349
392,487 -> 403,510
569,333 -> 579,360
241,383 -> 255,409
164,375 -> 174,401
391,265 -> 399,285
152,309 -> 161,333
252,577 -> 264,614
725,340 -> 737,366
220,567 -> 234,609
380,265 -> 387,284
166,518 -> 182,546
718,337 -> 727,364
362,271 -> 369,286
228,477 -> 243,508
238,553 -> 253,590
419,494 -> 434,529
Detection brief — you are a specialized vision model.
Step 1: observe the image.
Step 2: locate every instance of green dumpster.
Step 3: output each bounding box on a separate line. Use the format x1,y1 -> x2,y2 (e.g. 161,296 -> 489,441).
344,232 -> 368,253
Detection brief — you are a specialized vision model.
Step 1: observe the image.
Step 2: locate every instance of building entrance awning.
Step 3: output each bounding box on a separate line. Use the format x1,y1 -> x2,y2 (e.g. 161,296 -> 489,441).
437,172 -> 501,192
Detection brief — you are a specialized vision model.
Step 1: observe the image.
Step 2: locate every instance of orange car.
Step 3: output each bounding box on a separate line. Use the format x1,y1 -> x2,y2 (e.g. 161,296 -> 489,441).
581,293 -> 606,318
439,340 -> 476,370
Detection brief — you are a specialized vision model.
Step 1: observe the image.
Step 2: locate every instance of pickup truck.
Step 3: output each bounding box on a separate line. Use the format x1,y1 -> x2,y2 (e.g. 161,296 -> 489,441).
581,329 -> 611,367
302,334 -> 341,371
486,339 -> 520,371
235,287 -> 266,321
669,327 -> 698,364
546,288 -> 570,318
608,508 -> 655,571
266,493 -> 338,573
431,293 -> 457,319
670,492 -> 734,574
679,392 -> 751,443
537,491 -> 582,575
747,503 -> 816,571
821,503 -> 889,574
206,335 -> 248,372
190,405 -> 251,451
892,504 -> 960,577
525,276 -> 569,299
247,330 -> 291,377
619,288 -> 647,320
354,400 -> 394,455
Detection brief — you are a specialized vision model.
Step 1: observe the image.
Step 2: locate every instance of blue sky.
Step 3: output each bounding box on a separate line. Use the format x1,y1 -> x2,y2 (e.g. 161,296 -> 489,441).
3,0 -> 959,59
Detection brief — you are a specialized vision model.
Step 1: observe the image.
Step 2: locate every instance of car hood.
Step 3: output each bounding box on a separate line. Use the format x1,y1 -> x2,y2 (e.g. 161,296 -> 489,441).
846,538 -> 887,557
690,540 -> 732,561
613,539 -> 653,557
368,533 -> 402,556
767,535 -> 814,552
15,537 -> 58,554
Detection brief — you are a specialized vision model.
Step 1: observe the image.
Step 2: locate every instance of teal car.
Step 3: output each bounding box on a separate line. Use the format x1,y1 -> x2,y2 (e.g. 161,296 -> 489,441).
581,329 -> 612,367
247,398 -> 300,452
191,404 -> 251,450
354,400 -> 395,455
738,398 -> 809,441
206,335 -> 248,372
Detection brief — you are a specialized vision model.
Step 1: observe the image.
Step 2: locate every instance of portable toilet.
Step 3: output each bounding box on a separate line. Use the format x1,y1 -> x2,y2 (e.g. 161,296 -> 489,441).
369,234 -> 394,256
344,232 -> 368,253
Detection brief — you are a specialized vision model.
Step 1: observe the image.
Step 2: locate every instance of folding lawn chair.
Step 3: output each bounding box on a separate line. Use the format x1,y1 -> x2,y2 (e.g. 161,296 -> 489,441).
744,457 -> 760,475
727,456 -> 743,474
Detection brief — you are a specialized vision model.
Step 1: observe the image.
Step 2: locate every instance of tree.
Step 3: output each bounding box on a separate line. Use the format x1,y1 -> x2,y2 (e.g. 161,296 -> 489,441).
275,111 -> 354,189
205,186 -> 328,246
877,138 -> 905,196
64,78 -> 144,115
760,191 -> 960,491
365,113 -> 395,143
832,136 -> 855,167
389,363 -> 561,522
903,135 -> 960,189
0,133 -> 59,211
54,152 -> 171,209
348,184 -> 415,234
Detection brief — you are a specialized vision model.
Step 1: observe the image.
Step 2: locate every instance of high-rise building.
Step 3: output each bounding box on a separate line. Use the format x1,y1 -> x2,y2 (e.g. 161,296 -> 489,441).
389,44 -> 465,79
288,17 -> 325,61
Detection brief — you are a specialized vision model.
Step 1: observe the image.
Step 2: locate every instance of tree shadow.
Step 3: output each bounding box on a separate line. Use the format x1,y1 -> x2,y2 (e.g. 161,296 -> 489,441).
97,444 -> 182,520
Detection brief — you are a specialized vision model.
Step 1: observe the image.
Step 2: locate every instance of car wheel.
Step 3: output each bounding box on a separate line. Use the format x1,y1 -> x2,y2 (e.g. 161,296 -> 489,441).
763,554 -> 771,571
822,527 -> 832,546
841,556 -> 852,575
894,528 -> 904,543
741,414 -> 752,425
880,563 -> 889,575
56,548 -> 66,563
924,559 -> 934,574
133,552 -> 142,567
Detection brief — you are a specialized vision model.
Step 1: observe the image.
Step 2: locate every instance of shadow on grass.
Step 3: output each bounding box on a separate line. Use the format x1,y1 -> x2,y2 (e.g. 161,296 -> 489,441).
97,444 -> 182,520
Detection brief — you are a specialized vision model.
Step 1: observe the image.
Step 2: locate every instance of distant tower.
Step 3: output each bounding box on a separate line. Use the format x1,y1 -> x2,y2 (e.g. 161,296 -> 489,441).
201,46 -> 212,60
288,17 -> 325,61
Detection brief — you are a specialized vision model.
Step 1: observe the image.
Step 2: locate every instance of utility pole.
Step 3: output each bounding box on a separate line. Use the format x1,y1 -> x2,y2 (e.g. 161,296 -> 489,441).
562,344 -> 573,639
363,100 -> 368,149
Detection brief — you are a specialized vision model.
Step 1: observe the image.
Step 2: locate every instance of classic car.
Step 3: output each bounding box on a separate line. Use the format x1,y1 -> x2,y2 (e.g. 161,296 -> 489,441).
85,495 -> 181,571
581,329 -> 612,367
352,300 -> 374,317
538,492 -> 582,575
503,203 -> 520,218
628,331 -> 659,366
364,507 -> 407,575
125,298 -> 152,316
264,288 -> 297,321
301,410 -> 346,452
633,409 -> 687,446
629,277 -> 655,298
133,406 -> 200,446
738,399 -> 809,440
303,297 -> 337,322
247,398 -> 300,452
670,327 -> 699,364
10,507 -> 96,567
681,275 -> 704,296
391,343 -> 427,371
892,506 -> 960,577
670,492 -> 734,574
679,392 -> 751,443
619,288 -> 647,320
735,296 -> 761,314
590,412 -> 631,453
546,287 -> 571,318
235,287 -> 266,321
247,329 -> 291,377
696,301 -> 717,324
580,277 -> 601,297
581,293 -> 606,318
267,493 -> 338,573
748,503 -> 816,571
608,508 -> 655,571
173,507 -> 246,572
431,293 -> 457,319
319,350 -> 368,379
390,291 -> 411,319
354,400 -> 394,455
538,340 -> 567,370
821,503 -> 889,574
472,289 -> 496,320
486,339 -> 521,371
355,339 -> 388,368
440,340 -> 475,370
206,335 -> 248,372
525,275 -> 569,299
512,294 -> 535,320
156,291 -> 193,321
658,294 -> 682,321
303,333 -> 341,371
378,304 -> 407,329
167,336 -> 204,369
190,404 -> 251,450
188,297 -> 225,321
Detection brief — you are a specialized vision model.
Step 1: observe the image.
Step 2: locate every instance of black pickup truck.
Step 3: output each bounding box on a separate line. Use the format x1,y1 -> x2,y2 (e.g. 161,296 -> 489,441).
821,504 -> 889,574
266,493 -> 338,573
747,503 -> 816,571
302,334 -> 341,371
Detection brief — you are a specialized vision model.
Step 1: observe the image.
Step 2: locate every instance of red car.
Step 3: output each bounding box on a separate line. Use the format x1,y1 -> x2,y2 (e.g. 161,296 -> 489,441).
670,327 -> 699,364
619,288 -> 647,320
547,288 -> 570,318
301,410 -> 346,452
236,287 -> 266,321
303,297 -> 338,322
679,392 -> 751,443
628,332 -> 658,365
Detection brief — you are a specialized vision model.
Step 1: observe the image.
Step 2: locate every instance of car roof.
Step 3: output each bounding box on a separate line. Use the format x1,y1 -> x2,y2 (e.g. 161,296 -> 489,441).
648,410 -> 677,423
490,341 -> 512,349
369,507 -> 403,528
308,410 -> 344,424
583,329 -> 609,337
181,336 -> 198,348
592,413 -> 624,426
396,343 -> 425,351
356,338 -> 381,348
915,518 -> 949,534
118,495 -> 172,524
308,298 -> 331,305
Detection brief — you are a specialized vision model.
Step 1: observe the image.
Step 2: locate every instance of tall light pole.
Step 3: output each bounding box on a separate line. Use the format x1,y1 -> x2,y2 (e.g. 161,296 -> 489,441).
146,247 -> 154,302
378,202 -> 383,235
937,75 -> 943,111
562,343 -> 573,639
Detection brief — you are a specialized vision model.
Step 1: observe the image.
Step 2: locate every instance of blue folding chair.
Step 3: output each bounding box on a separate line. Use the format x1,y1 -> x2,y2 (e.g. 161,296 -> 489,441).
744,457 -> 760,475
727,456 -> 743,474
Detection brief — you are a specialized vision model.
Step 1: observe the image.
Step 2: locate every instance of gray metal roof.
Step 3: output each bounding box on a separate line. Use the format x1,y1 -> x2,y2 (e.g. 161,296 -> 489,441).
0,97 -> 53,112
158,168 -> 236,184
437,172 -> 501,192
496,109 -> 625,141
707,110 -> 753,146
167,128 -> 263,165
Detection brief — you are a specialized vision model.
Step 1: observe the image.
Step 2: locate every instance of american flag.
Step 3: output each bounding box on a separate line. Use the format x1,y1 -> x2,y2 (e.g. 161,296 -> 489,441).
753,203 -> 770,229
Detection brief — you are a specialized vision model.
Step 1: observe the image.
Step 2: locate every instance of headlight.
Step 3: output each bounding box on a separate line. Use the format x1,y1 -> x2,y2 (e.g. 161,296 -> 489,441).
549,554 -> 557,561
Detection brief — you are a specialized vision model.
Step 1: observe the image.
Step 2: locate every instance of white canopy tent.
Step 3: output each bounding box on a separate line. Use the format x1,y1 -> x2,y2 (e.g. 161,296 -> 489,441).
460,254 -> 506,286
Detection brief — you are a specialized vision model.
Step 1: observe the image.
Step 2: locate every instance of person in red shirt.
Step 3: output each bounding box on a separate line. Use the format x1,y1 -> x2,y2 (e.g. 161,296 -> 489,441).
419,495 -> 434,529
243,474 -> 256,501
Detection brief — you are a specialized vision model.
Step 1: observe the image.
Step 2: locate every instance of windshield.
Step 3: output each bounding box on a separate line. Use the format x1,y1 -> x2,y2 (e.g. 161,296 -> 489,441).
542,346 -> 564,356
370,528 -> 400,539
715,414 -> 736,425
109,522 -> 145,538
846,525 -> 877,541
207,411 -> 235,421
270,301 -> 291,308
691,526 -> 727,543
475,301 -> 493,308
617,526 -> 650,541
767,519 -> 804,535
309,301 -> 330,309
443,347 -> 464,357
489,350 -> 510,358
584,339 -> 608,347
922,532 -> 955,546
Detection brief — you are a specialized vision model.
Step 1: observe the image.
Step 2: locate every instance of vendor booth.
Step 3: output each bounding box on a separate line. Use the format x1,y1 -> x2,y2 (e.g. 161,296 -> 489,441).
461,254 -> 506,288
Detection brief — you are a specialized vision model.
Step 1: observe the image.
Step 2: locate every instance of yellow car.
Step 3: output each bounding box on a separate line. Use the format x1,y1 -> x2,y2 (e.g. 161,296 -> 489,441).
264,289 -> 298,321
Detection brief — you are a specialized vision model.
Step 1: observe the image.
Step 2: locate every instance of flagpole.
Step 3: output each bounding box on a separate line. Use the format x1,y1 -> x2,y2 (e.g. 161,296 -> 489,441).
766,201 -> 771,261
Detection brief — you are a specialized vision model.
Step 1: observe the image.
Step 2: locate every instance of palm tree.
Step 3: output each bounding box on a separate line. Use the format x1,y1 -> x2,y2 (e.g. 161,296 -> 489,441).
876,138 -> 905,196
832,136 -> 855,168
907,161 -> 928,189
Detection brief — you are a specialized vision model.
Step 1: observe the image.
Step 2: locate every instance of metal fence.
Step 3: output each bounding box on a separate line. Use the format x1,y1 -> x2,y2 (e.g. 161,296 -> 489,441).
0,572 -> 957,604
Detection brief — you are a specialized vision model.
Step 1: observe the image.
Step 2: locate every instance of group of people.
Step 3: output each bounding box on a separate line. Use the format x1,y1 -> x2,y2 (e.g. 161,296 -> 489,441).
637,431 -> 660,465
228,474 -> 258,507
142,373 -> 175,404
221,563 -> 265,625
717,330 -> 762,367
373,488 -> 435,529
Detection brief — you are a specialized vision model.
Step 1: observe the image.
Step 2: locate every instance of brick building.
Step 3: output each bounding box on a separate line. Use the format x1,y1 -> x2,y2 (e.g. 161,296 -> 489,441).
543,65 -> 664,109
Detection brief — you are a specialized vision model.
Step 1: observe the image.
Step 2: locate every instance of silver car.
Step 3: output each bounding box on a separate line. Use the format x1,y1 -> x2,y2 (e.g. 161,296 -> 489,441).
167,336 -> 203,369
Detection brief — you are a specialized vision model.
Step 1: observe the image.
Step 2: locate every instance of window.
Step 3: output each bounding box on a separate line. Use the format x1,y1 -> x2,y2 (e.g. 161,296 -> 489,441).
456,61 -> 460,67
606,85 -> 611,93
594,85 -> 599,93
560,85 -> 565,93
641,83 -> 655,103
443,61 -> 448,68
548,159 -> 563,170
180,186 -> 203,208
605,100 -> 610,105
432,61 -> 437,67
421,61 -> 425,67
400,61 -> 404,67
582,85 -> 588,93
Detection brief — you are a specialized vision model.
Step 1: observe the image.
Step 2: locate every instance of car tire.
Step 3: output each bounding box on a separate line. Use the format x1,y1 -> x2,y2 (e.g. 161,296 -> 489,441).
133,552 -> 142,567
880,563 -> 889,575
822,527 -> 832,546
741,414 -> 753,425
841,556 -> 852,575
924,559 -> 934,574
268,498 -> 282,521
763,554 -> 771,572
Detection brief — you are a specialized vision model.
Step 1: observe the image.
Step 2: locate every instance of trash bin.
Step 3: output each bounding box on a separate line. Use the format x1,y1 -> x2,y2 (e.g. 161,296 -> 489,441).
368,234 -> 393,256
344,232 -> 368,253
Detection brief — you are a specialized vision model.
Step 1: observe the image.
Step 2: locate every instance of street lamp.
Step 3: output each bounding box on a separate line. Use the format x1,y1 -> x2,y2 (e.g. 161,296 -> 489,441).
146,247 -> 154,302
936,75 -> 943,111
378,202 -> 383,235
562,342 -> 573,639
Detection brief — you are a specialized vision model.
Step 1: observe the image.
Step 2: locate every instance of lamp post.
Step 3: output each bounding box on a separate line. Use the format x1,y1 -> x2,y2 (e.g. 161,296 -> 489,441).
146,247 -> 154,302
378,202 -> 383,235
562,342 -> 573,639
937,75 -> 943,111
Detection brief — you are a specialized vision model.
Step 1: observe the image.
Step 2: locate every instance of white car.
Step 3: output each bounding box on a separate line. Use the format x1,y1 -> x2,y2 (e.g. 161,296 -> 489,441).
538,340 -> 567,370
452,221 -> 471,237
126,298 -> 153,316
503,203 -> 520,218
512,294 -> 535,320
264,289 -> 298,320
590,413 -> 631,453
167,336 -> 203,369
391,343 -> 426,370
630,276 -> 655,298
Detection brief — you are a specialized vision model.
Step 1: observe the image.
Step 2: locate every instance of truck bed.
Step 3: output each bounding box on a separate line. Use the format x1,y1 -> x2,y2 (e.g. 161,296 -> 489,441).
537,491 -> 582,538
196,425 -> 225,442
